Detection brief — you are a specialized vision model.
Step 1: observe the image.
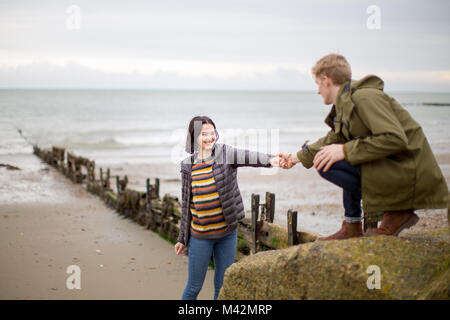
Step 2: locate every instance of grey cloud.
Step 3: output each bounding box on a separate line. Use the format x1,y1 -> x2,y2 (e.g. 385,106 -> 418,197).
0,0 -> 449,90
1,61 -> 449,92
0,60 -> 314,90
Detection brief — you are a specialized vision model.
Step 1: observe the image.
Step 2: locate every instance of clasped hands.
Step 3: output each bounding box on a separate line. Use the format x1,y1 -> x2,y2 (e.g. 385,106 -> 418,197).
174,144 -> 346,256
274,144 -> 345,172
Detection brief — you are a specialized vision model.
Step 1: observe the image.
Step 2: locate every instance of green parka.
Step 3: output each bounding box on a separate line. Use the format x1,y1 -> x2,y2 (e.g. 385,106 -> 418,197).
297,75 -> 448,213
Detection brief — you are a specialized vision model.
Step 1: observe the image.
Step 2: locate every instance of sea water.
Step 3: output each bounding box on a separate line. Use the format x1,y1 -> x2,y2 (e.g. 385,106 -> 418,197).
1,89 -> 449,234
1,89 -> 450,162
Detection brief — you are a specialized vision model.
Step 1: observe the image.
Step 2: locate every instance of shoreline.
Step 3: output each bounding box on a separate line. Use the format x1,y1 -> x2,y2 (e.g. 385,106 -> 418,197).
0,153 -> 215,300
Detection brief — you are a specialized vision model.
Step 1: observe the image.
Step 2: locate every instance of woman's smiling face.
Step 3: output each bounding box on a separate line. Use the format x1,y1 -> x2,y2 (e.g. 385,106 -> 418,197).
197,123 -> 216,151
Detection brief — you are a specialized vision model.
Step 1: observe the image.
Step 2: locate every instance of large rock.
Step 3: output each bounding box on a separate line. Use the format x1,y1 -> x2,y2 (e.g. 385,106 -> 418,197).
219,235 -> 450,300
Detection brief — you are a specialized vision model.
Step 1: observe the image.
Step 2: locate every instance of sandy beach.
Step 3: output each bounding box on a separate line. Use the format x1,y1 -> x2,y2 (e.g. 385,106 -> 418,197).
0,152 -> 215,300
1,140 -> 448,299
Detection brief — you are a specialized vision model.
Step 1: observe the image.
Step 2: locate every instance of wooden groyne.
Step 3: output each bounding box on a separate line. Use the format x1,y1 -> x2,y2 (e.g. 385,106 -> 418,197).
32,144 -> 320,258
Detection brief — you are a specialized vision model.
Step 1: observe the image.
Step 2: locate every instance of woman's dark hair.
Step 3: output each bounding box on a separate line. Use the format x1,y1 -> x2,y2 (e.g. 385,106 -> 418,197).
185,116 -> 219,154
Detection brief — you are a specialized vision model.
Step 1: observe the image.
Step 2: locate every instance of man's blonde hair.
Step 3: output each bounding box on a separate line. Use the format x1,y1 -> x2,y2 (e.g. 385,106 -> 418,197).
311,54 -> 352,85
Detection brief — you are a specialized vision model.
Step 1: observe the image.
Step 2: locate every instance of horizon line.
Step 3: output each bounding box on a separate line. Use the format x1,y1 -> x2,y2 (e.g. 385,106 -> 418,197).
1,87 -> 450,94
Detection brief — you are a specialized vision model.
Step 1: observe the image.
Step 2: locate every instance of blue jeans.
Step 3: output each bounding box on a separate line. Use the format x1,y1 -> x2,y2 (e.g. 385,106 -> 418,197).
181,228 -> 237,300
317,160 -> 362,222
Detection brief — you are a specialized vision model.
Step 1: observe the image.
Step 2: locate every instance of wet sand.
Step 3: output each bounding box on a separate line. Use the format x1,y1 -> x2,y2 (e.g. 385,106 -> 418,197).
0,153 -> 214,300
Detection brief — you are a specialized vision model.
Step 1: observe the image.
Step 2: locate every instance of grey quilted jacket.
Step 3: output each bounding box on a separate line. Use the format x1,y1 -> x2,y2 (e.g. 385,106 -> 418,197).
177,143 -> 274,247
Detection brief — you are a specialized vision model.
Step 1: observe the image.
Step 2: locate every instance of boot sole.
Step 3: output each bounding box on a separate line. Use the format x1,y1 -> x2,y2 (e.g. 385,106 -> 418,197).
317,234 -> 363,241
364,213 -> 419,237
393,213 -> 419,236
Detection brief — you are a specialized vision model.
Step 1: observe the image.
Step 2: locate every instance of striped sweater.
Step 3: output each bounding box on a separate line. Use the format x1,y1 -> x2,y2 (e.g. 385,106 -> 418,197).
190,155 -> 229,239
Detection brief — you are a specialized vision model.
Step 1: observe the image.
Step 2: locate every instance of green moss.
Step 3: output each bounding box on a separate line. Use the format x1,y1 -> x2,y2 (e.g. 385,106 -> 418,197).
426,227 -> 449,237
381,283 -> 392,294
260,244 -> 273,252
156,230 -> 176,245
270,237 -> 281,248
402,226 -> 449,238
106,191 -> 116,201
220,236 -> 450,300
432,258 -> 450,280
238,238 -> 248,250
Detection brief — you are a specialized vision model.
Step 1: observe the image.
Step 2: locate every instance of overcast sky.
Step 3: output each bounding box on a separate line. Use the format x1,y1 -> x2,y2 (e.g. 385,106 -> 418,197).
0,0 -> 449,91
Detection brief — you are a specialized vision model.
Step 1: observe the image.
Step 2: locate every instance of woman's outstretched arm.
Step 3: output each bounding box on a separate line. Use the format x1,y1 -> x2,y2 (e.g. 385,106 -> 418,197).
223,144 -> 279,168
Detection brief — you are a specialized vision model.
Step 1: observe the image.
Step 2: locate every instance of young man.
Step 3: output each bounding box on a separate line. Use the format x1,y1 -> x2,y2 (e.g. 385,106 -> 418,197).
280,53 -> 448,240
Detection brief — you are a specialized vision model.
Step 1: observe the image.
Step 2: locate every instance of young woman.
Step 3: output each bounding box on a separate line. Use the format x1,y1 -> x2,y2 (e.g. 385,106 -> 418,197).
174,115 -> 280,300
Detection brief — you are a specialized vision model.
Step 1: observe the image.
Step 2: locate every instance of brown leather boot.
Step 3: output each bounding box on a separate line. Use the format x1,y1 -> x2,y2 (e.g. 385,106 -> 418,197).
318,221 -> 363,241
365,210 -> 419,236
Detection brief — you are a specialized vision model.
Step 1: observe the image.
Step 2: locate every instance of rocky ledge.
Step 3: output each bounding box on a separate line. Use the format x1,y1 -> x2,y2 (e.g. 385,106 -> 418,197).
219,232 -> 450,300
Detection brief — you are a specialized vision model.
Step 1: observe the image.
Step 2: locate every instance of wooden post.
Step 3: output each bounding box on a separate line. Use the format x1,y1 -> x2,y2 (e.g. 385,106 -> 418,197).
265,192 -> 275,223
100,168 -> 104,187
363,211 -> 382,231
87,160 -> 95,182
364,220 -> 378,232
116,176 -> 120,195
106,168 -> 110,189
251,194 -> 260,254
155,178 -> 160,198
66,153 -> 73,180
146,178 -> 150,195
287,210 -> 298,246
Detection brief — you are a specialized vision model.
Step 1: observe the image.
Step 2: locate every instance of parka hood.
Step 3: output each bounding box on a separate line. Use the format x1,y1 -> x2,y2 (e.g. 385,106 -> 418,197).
351,74 -> 384,91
